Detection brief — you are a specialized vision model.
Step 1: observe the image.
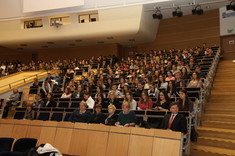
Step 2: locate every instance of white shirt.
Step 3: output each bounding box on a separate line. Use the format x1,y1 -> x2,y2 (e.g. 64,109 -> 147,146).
86,96 -> 95,109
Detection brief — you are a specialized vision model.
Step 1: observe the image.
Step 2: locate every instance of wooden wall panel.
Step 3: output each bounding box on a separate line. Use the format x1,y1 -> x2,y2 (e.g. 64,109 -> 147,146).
133,9 -> 220,52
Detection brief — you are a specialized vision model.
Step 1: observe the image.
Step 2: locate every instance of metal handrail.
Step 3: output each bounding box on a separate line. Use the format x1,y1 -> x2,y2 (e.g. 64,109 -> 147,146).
0,70 -> 50,91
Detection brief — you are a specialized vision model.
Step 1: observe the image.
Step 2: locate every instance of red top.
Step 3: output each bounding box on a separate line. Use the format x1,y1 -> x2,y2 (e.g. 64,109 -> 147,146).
138,98 -> 153,110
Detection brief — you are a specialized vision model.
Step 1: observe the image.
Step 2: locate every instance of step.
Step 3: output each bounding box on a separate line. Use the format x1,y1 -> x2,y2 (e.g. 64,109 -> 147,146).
197,127 -> 235,140
211,88 -> 235,92
197,136 -> 235,150
205,109 -> 235,115
210,92 -> 235,95
202,121 -> 235,129
192,145 -> 235,156
189,149 -> 227,156
209,98 -> 235,103
206,106 -> 235,110
204,114 -> 235,122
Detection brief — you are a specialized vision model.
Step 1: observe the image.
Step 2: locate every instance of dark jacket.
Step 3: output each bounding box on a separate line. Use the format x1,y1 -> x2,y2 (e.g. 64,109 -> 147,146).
69,110 -> 92,123
90,112 -> 107,124
105,113 -> 118,126
161,113 -> 187,134
45,100 -> 57,107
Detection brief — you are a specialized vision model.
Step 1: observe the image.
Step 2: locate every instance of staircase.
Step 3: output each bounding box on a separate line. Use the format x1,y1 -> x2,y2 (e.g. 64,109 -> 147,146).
191,60 -> 235,156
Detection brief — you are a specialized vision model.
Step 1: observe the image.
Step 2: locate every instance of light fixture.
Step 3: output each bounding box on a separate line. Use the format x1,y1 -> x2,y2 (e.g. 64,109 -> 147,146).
192,4 -> 204,15
172,7 -> 183,17
153,7 -> 163,19
226,0 -> 235,11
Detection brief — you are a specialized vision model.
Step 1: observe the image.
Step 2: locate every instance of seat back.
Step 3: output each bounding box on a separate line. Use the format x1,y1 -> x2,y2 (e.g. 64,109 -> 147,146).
38,112 -> 50,121
51,113 -> 63,122
0,137 -> 14,152
14,112 -> 25,119
13,138 -> 37,152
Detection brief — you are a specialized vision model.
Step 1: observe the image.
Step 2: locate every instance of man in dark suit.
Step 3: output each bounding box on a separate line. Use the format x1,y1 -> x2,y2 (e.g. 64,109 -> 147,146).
161,102 -> 187,134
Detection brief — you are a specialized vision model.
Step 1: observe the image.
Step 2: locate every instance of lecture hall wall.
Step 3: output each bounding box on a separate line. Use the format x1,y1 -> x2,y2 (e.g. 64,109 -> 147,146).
133,9 -> 220,52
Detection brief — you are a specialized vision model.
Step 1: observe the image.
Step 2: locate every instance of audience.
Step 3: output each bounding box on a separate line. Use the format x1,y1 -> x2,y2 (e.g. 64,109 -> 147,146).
83,92 -> 95,109
24,104 -> 35,120
45,93 -> 56,107
33,94 -> 44,107
177,89 -> 194,112
188,72 -> 203,88
138,91 -> 153,110
123,91 -> 137,110
155,91 -> 171,111
90,104 -> 107,124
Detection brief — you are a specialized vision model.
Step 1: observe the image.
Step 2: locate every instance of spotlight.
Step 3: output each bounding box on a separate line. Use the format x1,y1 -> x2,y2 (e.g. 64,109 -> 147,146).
226,1 -> 235,11
192,4 -> 204,15
172,7 -> 183,17
153,7 -> 163,19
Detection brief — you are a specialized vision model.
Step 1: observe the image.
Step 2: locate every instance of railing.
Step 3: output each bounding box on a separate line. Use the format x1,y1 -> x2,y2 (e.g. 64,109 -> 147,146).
0,70 -> 50,93
197,48 -> 221,127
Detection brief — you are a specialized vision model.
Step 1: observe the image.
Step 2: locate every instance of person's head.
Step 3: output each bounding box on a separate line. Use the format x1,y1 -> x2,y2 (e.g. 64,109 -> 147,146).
83,92 -> 90,100
182,67 -> 188,74
167,71 -> 173,77
122,102 -> 131,113
111,84 -> 117,91
170,102 -> 179,114
174,71 -> 182,80
96,93 -> 103,101
13,88 -> 18,94
77,85 -> 83,91
125,91 -> 133,101
137,83 -> 143,90
96,86 -> 103,93
65,87 -> 71,95
158,91 -> 169,101
94,104 -> 102,114
79,101 -> 87,111
108,104 -> 116,114
109,91 -> 116,99
179,89 -> 188,100
158,75 -> 165,83
47,93 -> 54,101
119,77 -> 125,83
26,104 -> 33,111
192,72 -> 200,80
107,78 -> 112,84
33,78 -> 38,83
168,80 -> 175,89
195,65 -> 201,72
35,94 -> 42,100
141,91 -> 149,101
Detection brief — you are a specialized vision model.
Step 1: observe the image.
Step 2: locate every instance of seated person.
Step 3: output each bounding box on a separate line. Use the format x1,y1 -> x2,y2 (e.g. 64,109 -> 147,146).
133,83 -> 144,97
195,65 -> 206,78
157,75 -> 168,90
160,102 -> 187,134
108,84 -> 122,97
73,84 -> 84,98
32,78 -> 39,87
2,88 -> 20,118
123,91 -> 137,110
105,104 -> 118,126
187,72 -> 203,88
115,102 -> 136,127
83,92 -> 95,109
61,87 -> 72,99
33,94 -> 44,107
69,101 -> 92,123
174,71 -> 186,88
165,71 -> 175,82
24,104 -> 35,120
137,91 -> 153,110
154,91 -> 171,111
90,104 -> 107,124
44,93 -> 57,107
108,91 -> 121,109
147,84 -> 159,98
177,89 -> 194,112
95,93 -> 108,109
166,80 -> 176,98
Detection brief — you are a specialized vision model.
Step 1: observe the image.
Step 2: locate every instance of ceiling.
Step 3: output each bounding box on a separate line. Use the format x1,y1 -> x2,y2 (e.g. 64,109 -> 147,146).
1,0 -> 231,52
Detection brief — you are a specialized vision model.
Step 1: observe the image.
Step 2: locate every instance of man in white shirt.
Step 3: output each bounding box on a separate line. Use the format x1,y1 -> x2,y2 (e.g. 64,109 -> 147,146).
83,92 -> 95,109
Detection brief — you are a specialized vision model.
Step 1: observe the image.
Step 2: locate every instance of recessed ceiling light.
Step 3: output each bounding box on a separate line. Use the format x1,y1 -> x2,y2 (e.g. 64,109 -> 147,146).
47,42 -> 55,44
107,37 -> 114,39
41,45 -> 49,48
129,39 -> 135,42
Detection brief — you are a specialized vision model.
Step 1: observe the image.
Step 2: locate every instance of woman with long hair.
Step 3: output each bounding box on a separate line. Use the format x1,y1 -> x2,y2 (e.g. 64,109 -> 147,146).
124,91 -> 137,110
187,72 -> 203,88
176,89 -> 194,112
155,91 -> 171,111
137,91 -> 153,110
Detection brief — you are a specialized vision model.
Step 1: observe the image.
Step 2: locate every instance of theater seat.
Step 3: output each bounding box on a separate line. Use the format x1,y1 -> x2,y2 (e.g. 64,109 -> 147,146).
64,113 -> 72,121
8,138 -> 38,156
51,113 -> 63,122
38,112 -> 50,121
13,112 -> 25,119
0,138 -> 14,152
